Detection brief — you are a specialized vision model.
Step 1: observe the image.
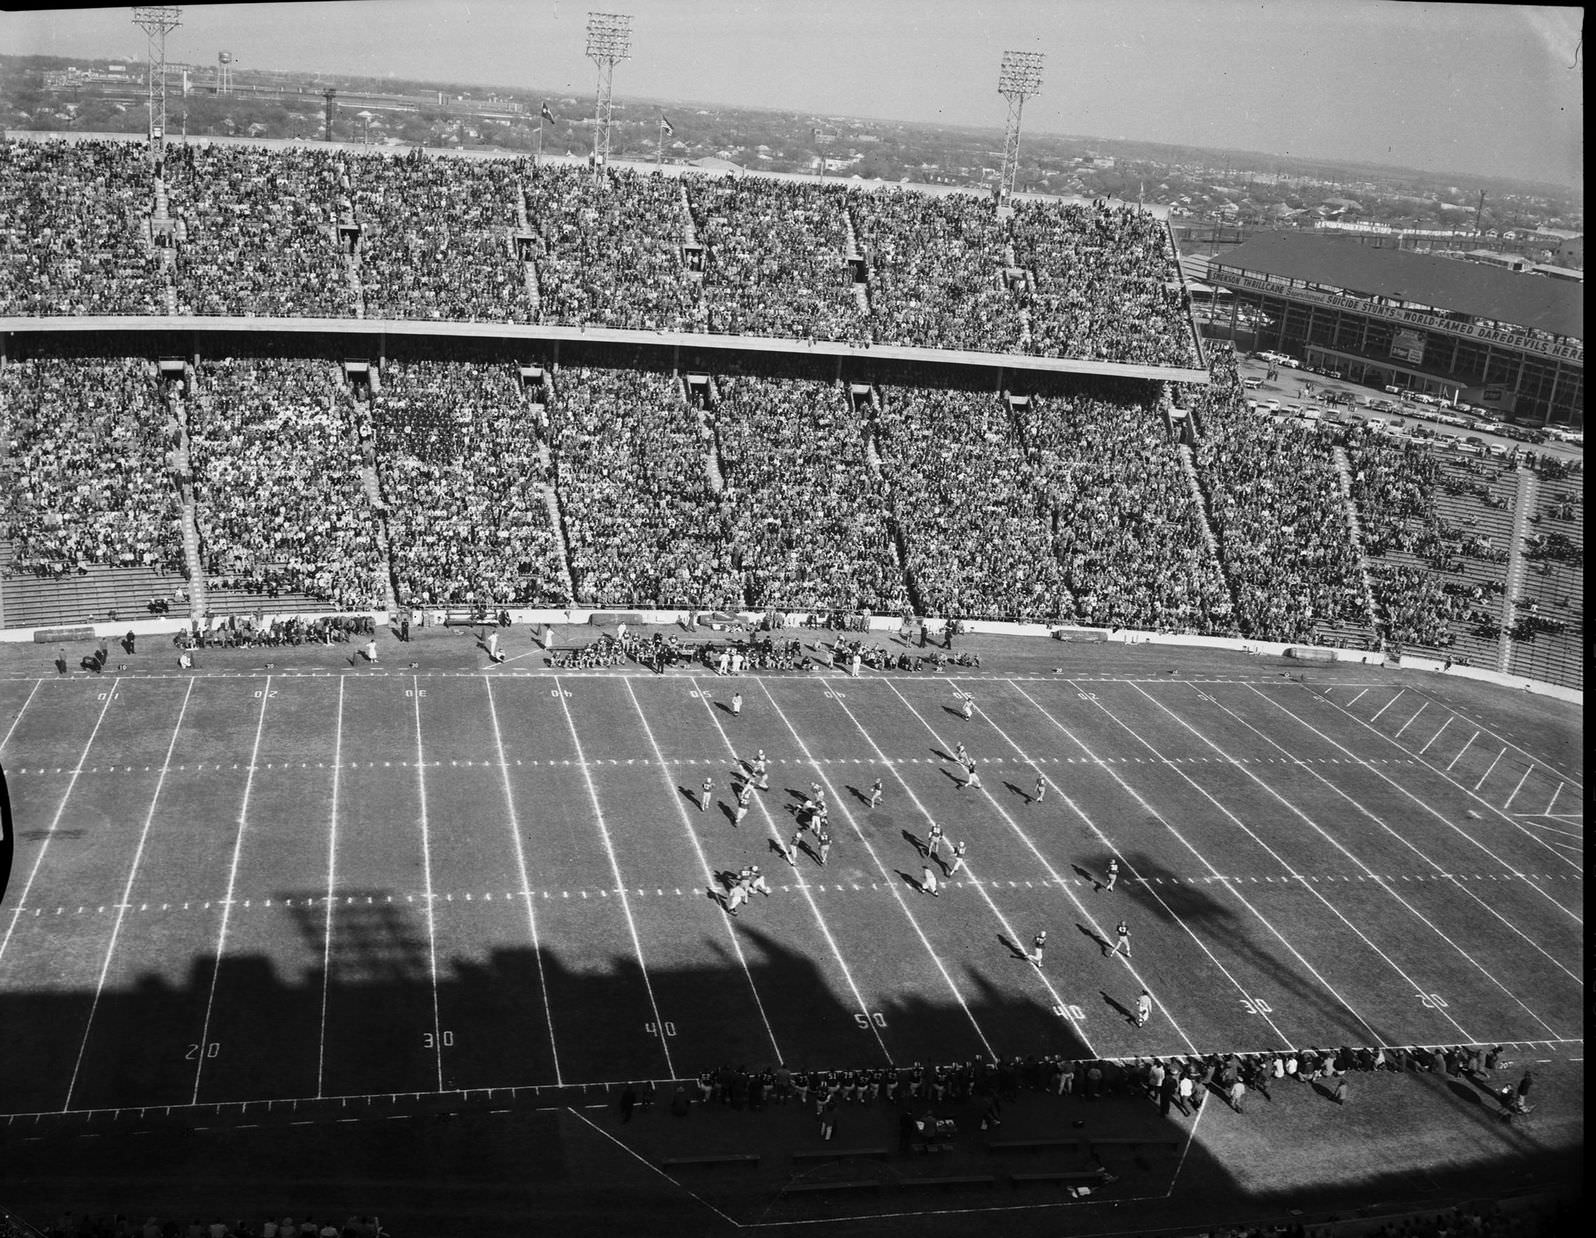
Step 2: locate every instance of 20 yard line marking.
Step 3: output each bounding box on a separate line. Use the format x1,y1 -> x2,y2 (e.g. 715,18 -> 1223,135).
484,678 -> 562,1084
62,678 -> 195,1112
191,678 -> 273,1103
687,677 -> 891,1065
315,678 -> 345,1098
412,677 -> 446,1092
623,679 -> 782,1065
554,677 -> 675,1077
0,683 -> 119,965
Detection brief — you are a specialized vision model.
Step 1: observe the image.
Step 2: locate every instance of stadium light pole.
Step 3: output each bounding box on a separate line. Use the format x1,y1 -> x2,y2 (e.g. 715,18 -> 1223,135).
132,6 -> 183,161
997,50 -> 1044,203
586,11 -> 632,176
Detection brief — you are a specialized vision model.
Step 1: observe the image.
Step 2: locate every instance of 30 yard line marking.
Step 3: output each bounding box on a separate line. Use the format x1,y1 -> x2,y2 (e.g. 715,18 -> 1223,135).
623,679 -> 782,1065
554,677 -> 675,1077
412,677 -> 445,1092
315,678 -> 345,1098
757,679 -> 996,1059
687,677 -> 891,1065
484,678 -> 562,1084
847,682 -> 1103,1057
62,678 -> 195,1112
0,682 -> 120,966
191,677 -> 273,1103
0,678 -> 43,753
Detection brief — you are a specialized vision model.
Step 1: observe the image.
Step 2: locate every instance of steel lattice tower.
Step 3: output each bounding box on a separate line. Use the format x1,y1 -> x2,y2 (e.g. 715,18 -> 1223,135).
586,11 -> 633,171
997,50 -> 1044,201
217,50 -> 234,96
131,6 -> 183,155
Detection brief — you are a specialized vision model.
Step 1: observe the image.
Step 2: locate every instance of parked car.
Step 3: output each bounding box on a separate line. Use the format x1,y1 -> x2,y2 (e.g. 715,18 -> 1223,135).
1242,377 -> 1263,389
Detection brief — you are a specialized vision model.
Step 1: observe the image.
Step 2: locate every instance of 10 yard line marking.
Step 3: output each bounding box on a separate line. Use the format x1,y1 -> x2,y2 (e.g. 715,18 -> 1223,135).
315,678 -> 345,1099
191,677 -> 273,1104
412,677 -> 446,1093
484,678 -> 562,1084
554,678 -> 675,1077
0,683 -> 120,966
62,678 -> 195,1112
623,679 -> 783,1065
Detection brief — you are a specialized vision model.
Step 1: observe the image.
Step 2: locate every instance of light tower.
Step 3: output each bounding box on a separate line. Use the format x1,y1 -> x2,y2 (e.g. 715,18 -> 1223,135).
131,6 -> 183,155
216,50 -> 233,96
585,11 -> 632,172
996,49 -> 1044,202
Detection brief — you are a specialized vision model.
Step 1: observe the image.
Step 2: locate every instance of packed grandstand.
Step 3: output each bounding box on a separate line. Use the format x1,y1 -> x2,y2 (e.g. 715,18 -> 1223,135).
0,136 -> 1583,690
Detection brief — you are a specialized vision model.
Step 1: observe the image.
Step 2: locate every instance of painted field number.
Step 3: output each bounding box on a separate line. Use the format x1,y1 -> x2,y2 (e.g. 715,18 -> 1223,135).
1077,692 -> 1099,702
550,689 -> 573,698
1240,998 -> 1273,1015
645,1021 -> 678,1037
825,691 -> 846,699
1051,1004 -> 1086,1021
853,1012 -> 887,1029
252,689 -> 278,699
423,1031 -> 455,1048
405,689 -> 427,697
185,1042 -> 220,1060
1194,692 -> 1216,702
1417,993 -> 1449,1008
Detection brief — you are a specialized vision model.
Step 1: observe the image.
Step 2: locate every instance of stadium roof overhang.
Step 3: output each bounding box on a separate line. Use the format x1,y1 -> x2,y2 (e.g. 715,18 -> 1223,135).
0,317 -> 1212,385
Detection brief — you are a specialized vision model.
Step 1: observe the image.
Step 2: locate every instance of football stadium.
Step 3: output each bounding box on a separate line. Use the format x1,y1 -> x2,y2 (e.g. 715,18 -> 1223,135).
0,7 -> 1583,1238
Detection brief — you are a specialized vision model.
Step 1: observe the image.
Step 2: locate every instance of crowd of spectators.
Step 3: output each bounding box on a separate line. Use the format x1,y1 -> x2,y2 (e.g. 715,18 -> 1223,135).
188,357 -> 385,609
548,364 -> 740,608
1189,346 -> 1371,644
14,1214 -> 387,1238
714,373 -> 909,614
0,139 -> 164,315
873,382 -> 1071,622
1017,384 -> 1232,632
1,353 -> 186,577
372,358 -> 570,608
167,144 -> 352,318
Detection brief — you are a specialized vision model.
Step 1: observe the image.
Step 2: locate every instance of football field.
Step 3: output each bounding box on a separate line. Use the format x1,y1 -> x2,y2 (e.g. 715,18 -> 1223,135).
0,655 -> 1583,1121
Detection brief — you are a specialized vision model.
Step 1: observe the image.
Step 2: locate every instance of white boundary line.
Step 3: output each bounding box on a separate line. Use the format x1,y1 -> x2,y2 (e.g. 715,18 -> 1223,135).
61,678 -> 195,1112
686,676 -> 891,1065
553,677 -> 675,1076
1257,686 -> 1586,898
315,677 -> 345,1098
621,678 -> 783,1065
754,678 -> 998,1059
191,676 -> 273,1103
411,676 -> 446,1092
1059,679 -> 1393,1047
0,678 -> 43,752
0,684 -> 119,964
1517,820 -> 1583,839
562,1107 -> 742,1230
1001,678 -> 1295,1050
483,677 -> 563,1084
836,682 -> 1104,1057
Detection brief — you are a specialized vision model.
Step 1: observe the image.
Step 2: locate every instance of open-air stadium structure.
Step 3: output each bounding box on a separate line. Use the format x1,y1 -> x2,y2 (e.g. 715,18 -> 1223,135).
0,127 -> 1583,1237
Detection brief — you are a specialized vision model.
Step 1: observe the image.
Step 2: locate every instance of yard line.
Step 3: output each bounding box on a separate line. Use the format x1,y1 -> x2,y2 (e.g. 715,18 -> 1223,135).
1002,679 -> 1295,1050
1250,687 -> 1583,948
0,683 -> 119,966
1444,731 -> 1479,772
553,678 -> 675,1076
315,678 -> 346,1098
411,678 -> 446,1093
754,679 -> 997,1058
621,679 -> 783,1065
1369,689 -> 1406,722
1137,684 -> 1542,1044
1501,764 -> 1536,813
62,679 -> 195,1112
1417,716 -> 1453,756
688,677 -> 890,1065
563,1107 -> 740,1230
191,678 -> 274,1103
1062,682 -> 1392,1047
1393,702 -> 1428,740
1400,700 -> 1583,796
839,683 -> 1108,1058
1471,747 -> 1508,793
1286,689 -> 1583,885
483,678 -> 562,1084
1543,783 -> 1564,817
0,678 -> 42,752
1346,689 -> 1370,707
1518,820 -> 1582,840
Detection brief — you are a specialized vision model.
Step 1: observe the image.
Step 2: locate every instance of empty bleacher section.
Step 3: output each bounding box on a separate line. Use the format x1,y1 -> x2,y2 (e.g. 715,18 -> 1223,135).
1510,472 -> 1583,688
188,356 -> 386,612
372,355 -> 571,608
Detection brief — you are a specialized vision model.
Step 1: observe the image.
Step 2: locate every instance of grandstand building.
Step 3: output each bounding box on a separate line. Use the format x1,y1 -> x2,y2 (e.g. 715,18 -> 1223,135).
1207,232 -> 1584,428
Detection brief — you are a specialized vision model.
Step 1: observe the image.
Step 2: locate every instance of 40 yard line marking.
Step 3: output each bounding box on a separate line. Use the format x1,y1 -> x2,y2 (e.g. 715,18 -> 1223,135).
62,678 -> 195,1112
484,677 -> 563,1084
554,677 -> 675,1077
315,678 -> 345,1098
191,677 -> 273,1104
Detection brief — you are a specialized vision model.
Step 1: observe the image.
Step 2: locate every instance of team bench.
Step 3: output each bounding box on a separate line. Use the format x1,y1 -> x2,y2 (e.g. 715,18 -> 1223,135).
986,1137 -> 1084,1154
792,1146 -> 891,1164
898,1174 -> 998,1192
660,1153 -> 761,1170
1010,1170 -> 1112,1188
785,1180 -> 884,1197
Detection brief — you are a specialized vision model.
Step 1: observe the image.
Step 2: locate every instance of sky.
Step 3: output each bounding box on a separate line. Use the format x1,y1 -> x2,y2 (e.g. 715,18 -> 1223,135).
0,0 -> 1583,188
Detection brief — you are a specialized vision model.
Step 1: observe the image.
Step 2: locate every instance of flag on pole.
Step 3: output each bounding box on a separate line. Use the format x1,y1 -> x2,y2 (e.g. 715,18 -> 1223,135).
540,102 -> 556,124
660,114 -> 674,136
